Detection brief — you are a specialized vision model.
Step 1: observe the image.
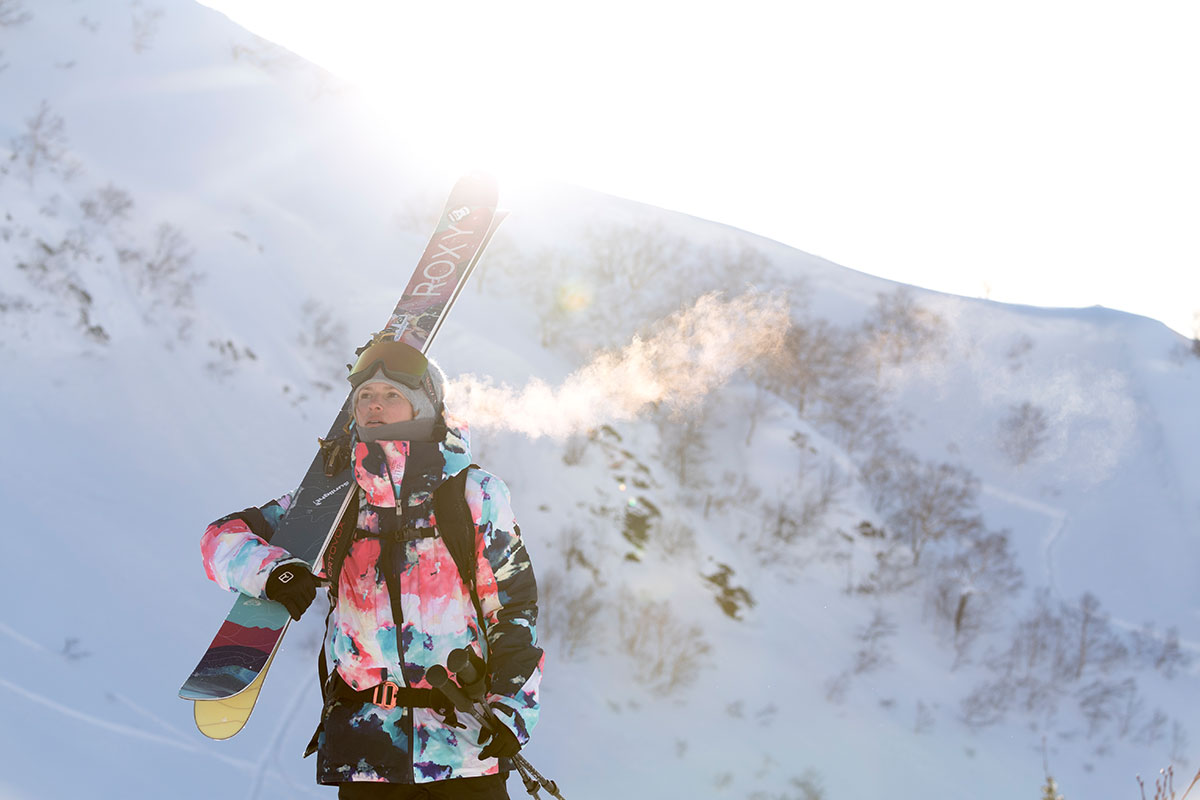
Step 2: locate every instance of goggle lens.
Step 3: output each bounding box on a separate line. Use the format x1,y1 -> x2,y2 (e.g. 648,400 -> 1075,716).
347,339 -> 428,389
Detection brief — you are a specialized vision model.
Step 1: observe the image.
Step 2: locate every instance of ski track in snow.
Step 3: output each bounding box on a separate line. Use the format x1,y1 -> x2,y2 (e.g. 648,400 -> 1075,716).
980,483 -> 1067,594
247,658 -> 322,800
0,620 -> 327,795
109,689 -> 208,744
0,622 -> 55,657
0,674 -> 252,768
980,484 -> 1200,671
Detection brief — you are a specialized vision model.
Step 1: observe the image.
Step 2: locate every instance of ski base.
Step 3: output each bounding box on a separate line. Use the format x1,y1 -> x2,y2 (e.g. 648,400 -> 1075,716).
192,648 -> 277,740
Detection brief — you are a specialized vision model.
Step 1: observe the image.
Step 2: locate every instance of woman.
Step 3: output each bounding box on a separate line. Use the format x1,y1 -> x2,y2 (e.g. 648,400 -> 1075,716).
201,337 -> 543,798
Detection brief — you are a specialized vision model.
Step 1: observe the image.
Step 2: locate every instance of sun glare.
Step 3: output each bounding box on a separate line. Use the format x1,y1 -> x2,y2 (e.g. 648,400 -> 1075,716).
201,0 -> 1200,337
204,1 -> 771,207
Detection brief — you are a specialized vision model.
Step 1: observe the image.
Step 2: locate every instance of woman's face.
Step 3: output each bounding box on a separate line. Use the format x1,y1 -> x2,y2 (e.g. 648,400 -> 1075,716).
354,381 -> 415,428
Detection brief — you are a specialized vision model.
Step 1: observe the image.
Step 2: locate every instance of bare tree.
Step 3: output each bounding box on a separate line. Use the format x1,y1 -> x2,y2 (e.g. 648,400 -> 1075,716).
743,371 -> 774,445
80,184 -> 134,227
297,298 -> 350,385
1131,623 -> 1193,678
749,499 -> 803,571
130,3 -> 164,54
852,608 -> 898,674
815,372 -> 897,457
60,637 -> 91,661
1135,709 -> 1169,746
205,338 -> 258,379
886,461 -> 984,567
960,677 -> 1016,729
859,435 -> 915,513
1023,590 -> 1072,681
704,470 -> 762,520
617,594 -> 712,695
231,32 -> 344,98
786,769 -> 826,800
0,0 -> 29,71
560,433 -> 588,466
1170,721 -> 1191,769
1156,628 -> 1189,678
858,288 -> 946,377
0,0 -> 32,27
1074,592 -> 1103,679
767,317 -> 849,415
13,231 -> 108,342
10,100 -> 71,186
537,565 -> 604,660
1006,333 -> 1035,371
653,518 -> 697,558
655,401 -> 710,486
998,401 -> 1050,467
141,223 -> 199,308
1063,592 -> 1131,678
518,221 -> 773,358
1076,677 -> 1137,738
798,462 -> 846,534
585,221 -> 686,294
930,529 -> 1023,658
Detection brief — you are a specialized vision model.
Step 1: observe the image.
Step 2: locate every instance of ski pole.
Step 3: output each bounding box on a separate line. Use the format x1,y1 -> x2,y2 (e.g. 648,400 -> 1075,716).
426,650 -> 564,800
444,649 -> 563,799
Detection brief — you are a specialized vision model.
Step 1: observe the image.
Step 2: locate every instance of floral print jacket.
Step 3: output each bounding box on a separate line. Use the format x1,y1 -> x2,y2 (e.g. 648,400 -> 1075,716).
200,415 -> 543,784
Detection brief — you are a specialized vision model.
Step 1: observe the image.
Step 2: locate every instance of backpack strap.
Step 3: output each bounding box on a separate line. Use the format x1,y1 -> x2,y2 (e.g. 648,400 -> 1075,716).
316,489 -> 359,706
433,464 -> 487,644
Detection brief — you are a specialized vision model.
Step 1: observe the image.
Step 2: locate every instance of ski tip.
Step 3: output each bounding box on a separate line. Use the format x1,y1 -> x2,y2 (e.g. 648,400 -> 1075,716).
452,172 -> 499,206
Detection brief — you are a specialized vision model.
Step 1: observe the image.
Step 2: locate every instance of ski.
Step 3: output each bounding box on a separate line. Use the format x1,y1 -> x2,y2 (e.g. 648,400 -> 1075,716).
180,173 -> 503,739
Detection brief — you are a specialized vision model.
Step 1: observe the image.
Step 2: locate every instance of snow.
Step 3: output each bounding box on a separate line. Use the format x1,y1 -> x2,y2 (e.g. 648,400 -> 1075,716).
2,2 -> 1199,799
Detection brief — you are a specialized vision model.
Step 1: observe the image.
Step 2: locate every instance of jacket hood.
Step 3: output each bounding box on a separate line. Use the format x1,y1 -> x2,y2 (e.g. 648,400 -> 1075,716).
440,411 -> 473,480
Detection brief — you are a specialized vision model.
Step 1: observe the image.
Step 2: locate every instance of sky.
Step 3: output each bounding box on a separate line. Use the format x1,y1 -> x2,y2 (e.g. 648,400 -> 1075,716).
199,0 -> 1200,338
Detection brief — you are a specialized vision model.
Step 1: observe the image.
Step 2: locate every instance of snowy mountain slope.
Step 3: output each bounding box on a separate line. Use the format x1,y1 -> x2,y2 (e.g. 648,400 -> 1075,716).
2,3 -> 1199,800
871,295 -> 1200,628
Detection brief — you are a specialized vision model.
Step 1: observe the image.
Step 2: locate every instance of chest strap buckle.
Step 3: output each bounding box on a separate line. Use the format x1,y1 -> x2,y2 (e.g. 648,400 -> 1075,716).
371,680 -> 402,710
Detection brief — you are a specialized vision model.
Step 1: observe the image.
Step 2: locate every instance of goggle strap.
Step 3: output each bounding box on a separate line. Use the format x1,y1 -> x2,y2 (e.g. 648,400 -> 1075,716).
421,372 -> 439,409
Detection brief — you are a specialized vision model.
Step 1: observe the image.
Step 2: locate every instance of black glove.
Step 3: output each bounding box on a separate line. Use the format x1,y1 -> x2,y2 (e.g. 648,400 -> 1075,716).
477,713 -> 522,760
265,562 -> 318,621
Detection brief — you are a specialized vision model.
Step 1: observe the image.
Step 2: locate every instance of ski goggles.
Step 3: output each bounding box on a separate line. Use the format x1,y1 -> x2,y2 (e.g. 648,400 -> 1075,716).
347,338 -> 428,390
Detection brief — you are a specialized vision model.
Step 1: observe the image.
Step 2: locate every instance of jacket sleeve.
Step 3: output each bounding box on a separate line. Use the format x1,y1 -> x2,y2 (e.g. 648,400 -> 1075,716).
469,471 -> 544,746
200,493 -> 302,599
